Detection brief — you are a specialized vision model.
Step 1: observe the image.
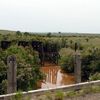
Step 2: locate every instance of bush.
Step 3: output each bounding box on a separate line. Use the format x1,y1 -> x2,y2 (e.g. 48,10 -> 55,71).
89,73 -> 100,81
81,48 -> 100,81
0,45 -> 44,94
59,48 -> 74,73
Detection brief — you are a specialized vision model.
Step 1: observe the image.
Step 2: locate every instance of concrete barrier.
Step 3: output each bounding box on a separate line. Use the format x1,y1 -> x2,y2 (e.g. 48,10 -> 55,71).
0,80 -> 100,100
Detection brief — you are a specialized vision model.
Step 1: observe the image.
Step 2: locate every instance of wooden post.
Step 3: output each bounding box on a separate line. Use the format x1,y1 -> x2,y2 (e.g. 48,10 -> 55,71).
74,52 -> 81,83
7,55 -> 17,93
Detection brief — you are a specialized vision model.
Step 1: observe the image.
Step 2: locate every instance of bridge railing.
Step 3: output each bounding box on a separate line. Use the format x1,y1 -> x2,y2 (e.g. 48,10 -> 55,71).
0,80 -> 100,100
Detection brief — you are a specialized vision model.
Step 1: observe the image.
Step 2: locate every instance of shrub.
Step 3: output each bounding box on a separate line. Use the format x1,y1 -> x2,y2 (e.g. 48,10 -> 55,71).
89,73 -> 100,81
59,48 -> 74,73
0,45 -> 44,94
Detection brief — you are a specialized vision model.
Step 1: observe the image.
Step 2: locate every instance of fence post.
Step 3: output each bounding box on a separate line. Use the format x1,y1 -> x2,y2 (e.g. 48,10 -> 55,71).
7,55 -> 17,94
74,52 -> 81,83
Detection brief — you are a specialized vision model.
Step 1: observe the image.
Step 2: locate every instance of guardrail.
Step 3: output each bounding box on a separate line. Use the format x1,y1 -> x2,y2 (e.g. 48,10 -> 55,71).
0,80 -> 100,100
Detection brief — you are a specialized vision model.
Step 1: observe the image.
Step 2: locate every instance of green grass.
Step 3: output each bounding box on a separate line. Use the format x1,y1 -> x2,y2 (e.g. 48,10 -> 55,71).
65,85 -> 100,98
37,85 -> 100,100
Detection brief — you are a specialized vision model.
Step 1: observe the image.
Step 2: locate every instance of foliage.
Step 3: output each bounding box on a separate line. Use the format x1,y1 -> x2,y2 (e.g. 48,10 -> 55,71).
55,91 -> 64,100
59,48 -> 74,73
89,73 -> 100,81
0,45 -> 44,94
0,50 -> 7,95
0,31 -> 100,95
45,91 -> 53,100
37,85 -> 100,100
14,91 -> 23,100
47,32 -> 52,37
24,32 -> 30,36
16,31 -> 22,36
0,80 -> 7,95
81,48 -> 100,81
65,85 -> 100,98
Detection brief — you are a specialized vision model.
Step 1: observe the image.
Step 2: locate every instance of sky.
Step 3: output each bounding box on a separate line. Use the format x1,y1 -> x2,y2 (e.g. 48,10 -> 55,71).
0,0 -> 100,33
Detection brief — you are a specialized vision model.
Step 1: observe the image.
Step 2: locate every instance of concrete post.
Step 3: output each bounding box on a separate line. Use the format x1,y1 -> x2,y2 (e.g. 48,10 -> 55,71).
74,52 -> 81,83
7,55 -> 17,93
41,43 -> 44,65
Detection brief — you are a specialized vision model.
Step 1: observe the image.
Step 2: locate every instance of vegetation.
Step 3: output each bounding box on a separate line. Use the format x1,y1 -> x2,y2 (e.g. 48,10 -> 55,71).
36,85 -> 100,100
0,30 -> 100,95
59,48 -> 74,73
0,45 -> 44,94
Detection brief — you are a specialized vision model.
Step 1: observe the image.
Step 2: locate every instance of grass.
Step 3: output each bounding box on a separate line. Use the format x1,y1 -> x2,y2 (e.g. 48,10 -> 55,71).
37,85 -> 100,100
13,91 -> 23,100
65,85 -> 100,98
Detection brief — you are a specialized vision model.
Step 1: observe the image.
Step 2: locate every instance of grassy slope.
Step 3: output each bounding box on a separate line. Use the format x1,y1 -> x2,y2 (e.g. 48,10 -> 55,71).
0,30 -> 16,34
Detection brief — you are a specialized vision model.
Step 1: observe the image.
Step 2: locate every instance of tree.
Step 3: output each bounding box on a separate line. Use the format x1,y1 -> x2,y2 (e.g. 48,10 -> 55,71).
24,32 -> 30,36
47,32 -> 51,37
16,31 -> 22,36
6,45 -> 43,90
0,45 -> 44,94
81,48 -> 100,81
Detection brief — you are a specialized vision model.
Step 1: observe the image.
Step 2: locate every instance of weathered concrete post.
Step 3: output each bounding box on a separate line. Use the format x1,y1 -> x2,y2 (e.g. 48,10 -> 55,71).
41,43 -> 44,65
74,52 -> 81,83
7,55 -> 17,93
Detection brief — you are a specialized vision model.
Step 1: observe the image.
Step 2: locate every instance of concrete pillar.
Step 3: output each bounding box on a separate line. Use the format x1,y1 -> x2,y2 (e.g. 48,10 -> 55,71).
7,55 -> 17,93
74,52 -> 81,83
40,43 -> 44,66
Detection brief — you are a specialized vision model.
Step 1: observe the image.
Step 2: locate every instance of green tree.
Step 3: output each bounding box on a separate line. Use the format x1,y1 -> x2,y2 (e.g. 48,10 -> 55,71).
24,32 -> 30,36
16,31 -> 22,36
0,45 -> 44,94
47,32 -> 51,37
